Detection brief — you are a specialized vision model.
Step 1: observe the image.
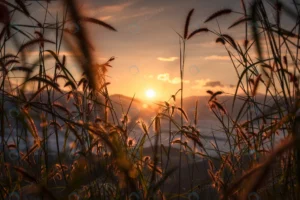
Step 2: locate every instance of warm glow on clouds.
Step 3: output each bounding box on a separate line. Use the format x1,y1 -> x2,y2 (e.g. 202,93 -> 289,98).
24,0 -> 241,99
157,73 -> 190,84
99,1 -> 134,13
99,16 -> 112,21
157,57 -> 179,62
204,55 -> 230,61
191,79 -> 237,95
191,79 -> 233,89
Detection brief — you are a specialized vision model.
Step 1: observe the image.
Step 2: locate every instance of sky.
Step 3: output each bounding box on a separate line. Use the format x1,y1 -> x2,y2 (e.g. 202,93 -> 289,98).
78,0 -> 243,100
7,0 -> 298,101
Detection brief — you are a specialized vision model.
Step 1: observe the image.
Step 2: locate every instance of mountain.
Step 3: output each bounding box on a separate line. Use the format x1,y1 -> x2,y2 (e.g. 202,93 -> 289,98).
1,91 -> 276,154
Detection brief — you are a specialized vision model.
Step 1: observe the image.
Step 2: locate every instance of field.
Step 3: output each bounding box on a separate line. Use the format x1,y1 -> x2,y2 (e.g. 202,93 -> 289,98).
0,0 -> 300,199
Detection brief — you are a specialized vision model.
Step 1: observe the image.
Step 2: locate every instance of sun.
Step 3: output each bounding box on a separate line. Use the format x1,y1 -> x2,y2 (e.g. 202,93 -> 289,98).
145,89 -> 156,99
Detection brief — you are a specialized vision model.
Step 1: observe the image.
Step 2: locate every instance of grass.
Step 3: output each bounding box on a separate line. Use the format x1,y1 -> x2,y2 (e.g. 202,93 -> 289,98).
0,0 -> 299,199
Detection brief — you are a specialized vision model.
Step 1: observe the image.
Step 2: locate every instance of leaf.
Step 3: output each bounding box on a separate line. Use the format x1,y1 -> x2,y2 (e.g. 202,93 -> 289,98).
19,38 -> 55,52
161,144 -> 168,156
177,107 -> 189,122
185,132 -> 204,149
194,100 -> 198,126
0,54 -> 18,61
251,2 -> 263,61
212,100 -> 227,114
0,26 -> 8,41
171,139 -> 182,145
221,34 -> 237,49
45,50 -> 77,84
241,0 -> 246,15
21,143 -> 39,160
164,101 -> 170,108
274,27 -> 299,38
216,37 -> 225,45
184,9 -> 195,39
15,0 -> 30,16
26,77 -> 61,93
67,123 -> 85,150
64,80 -> 77,90
209,91 -> 223,102
53,102 -> 71,115
204,9 -> 232,23
97,82 -> 110,92
171,106 -> 175,116
10,66 -> 32,73
171,95 -> 176,101
239,137 -> 295,200
206,90 -> 214,95
81,17 -> 117,31
228,17 -> 252,29
13,166 -> 37,183
49,121 -> 62,130
10,25 -> 31,39
154,116 -> 161,134
188,28 -> 209,39
21,108 -> 39,140
27,85 -> 47,102
148,163 -> 162,175
231,58 -> 273,108
140,120 -> 148,135
252,74 -> 262,96
148,167 -> 177,196
0,3 -> 10,24
4,59 -> 19,67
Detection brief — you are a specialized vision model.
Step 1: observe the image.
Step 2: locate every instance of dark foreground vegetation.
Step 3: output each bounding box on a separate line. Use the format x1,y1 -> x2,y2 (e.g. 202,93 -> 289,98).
0,0 -> 300,199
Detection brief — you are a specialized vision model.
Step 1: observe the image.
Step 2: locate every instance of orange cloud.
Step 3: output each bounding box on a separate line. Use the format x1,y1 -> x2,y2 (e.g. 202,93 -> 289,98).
204,55 -> 230,61
157,57 -> 179,62
157,73 -> 189,84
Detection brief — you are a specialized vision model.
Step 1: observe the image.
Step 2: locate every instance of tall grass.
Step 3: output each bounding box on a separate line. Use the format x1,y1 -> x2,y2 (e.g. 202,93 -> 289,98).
0,0 -> 299,200
186,0 -> 299,199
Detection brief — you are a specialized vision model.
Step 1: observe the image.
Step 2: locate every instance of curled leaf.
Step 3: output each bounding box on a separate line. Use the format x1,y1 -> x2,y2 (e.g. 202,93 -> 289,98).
184,9 -> 195,39
81,17 -> 117,31
205,9 -> 232,23
188,28 -> 209,39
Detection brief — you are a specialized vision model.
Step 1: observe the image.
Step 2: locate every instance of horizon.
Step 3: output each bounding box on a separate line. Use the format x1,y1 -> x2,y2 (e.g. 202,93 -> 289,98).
4,0 -> 269,100
6,0 -> 297,100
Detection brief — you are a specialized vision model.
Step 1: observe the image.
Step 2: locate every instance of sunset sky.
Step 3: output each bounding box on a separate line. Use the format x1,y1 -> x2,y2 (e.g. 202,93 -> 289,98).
81,0 -> 242,100
9,0 -> 296,100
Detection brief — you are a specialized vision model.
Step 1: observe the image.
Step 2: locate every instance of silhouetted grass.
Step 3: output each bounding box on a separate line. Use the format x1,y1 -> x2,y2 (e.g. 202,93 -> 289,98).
0,0 -> 299,200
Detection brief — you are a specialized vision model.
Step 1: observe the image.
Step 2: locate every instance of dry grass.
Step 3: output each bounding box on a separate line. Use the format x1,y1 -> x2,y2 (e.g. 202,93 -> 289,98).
0,0 -> 299,200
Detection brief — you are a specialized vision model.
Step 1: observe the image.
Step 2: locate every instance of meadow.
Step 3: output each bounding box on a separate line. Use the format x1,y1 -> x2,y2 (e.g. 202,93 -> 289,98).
0,0 -> 299,199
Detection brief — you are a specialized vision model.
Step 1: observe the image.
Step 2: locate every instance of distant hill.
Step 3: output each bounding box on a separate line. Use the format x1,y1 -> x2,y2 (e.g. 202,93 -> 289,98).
108,93 -> 273,121
2,90 -> 276,154
2,90 -> 276,134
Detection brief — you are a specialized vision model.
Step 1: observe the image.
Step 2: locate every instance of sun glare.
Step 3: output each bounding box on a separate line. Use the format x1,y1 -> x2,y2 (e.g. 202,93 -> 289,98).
145,89 -> 156,99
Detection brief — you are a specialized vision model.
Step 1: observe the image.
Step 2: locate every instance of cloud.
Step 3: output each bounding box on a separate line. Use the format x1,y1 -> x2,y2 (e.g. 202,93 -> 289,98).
79,1 -> 135,20
157,73 -> 189,84
99,16 -> 112,21
204,55 -> 230,61
169,77 -> 182,84
192,79 -> 211,89
120,7 -> 165,21
192,79 -> 234,90
157,57 -> 179,62
204,81 -> 224,87
99,2 -> 134,13
157,73 -> 169,81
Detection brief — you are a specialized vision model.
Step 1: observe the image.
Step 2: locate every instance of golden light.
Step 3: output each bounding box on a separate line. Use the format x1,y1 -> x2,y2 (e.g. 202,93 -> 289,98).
145,89 -> 156,99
